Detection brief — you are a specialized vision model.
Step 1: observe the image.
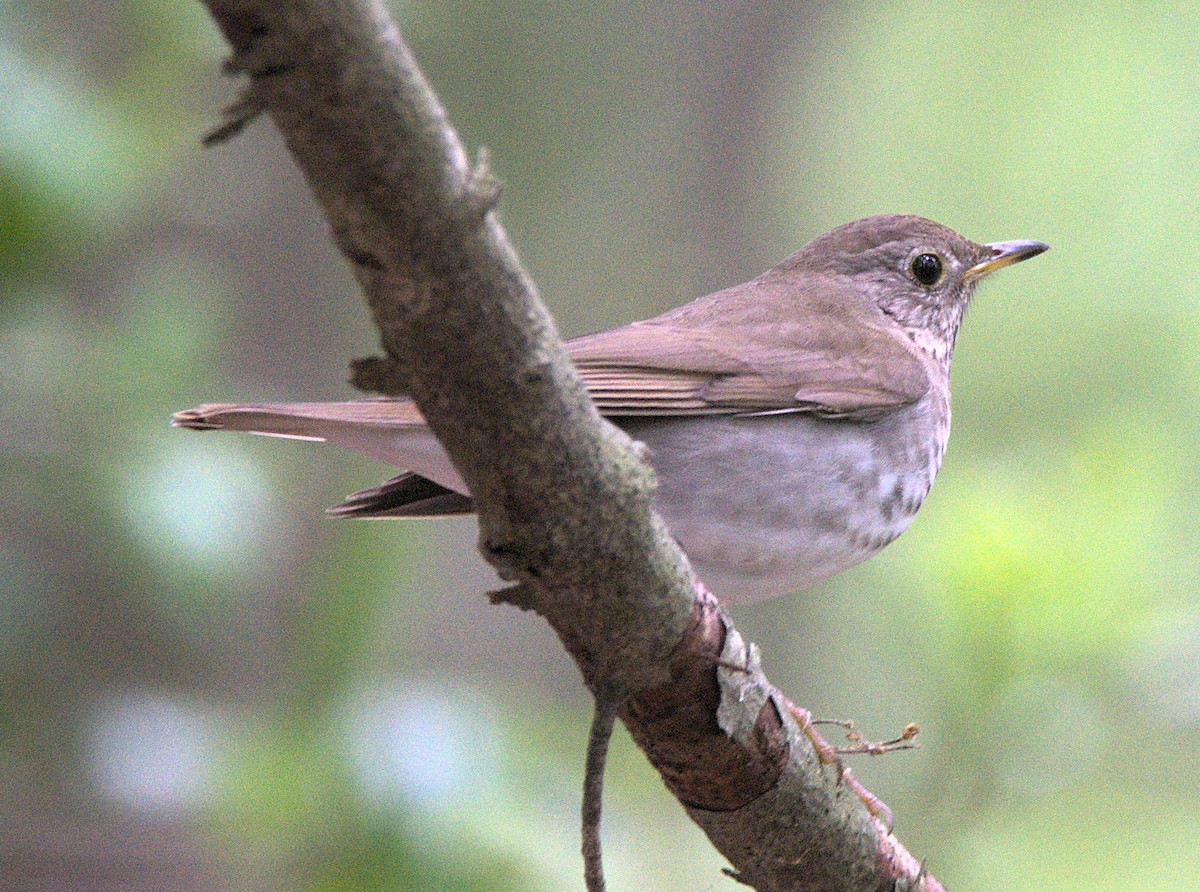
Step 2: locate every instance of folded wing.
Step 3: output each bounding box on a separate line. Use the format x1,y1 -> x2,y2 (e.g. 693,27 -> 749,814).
566,282 -> 930,420
173,276 -> 933,516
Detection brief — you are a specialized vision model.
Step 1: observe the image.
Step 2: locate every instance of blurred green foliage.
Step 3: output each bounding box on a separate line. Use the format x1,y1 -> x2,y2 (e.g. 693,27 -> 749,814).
3,1 -> 1200,890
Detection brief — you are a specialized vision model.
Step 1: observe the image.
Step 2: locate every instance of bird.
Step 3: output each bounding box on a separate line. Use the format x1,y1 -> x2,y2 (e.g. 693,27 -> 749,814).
173,214 -> 1047,604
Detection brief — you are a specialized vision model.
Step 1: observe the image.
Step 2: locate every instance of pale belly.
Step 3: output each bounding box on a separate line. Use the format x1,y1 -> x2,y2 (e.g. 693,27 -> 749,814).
622,404 -> 947,603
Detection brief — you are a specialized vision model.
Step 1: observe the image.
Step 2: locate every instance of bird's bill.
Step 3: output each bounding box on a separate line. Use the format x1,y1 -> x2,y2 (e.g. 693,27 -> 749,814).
964,239 -> 1049,282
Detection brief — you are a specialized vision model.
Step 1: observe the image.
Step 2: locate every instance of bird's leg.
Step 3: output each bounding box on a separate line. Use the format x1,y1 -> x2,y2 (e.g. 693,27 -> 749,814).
783,700 -> 898,833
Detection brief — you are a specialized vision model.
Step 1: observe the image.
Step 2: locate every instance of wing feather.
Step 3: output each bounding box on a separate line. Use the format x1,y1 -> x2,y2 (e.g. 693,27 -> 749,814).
566,276 -> 931,419
174,275 -> 933,429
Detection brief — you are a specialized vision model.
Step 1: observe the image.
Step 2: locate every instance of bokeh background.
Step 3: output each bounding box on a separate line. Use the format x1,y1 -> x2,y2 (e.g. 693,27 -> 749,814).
3,2 -> 1199,889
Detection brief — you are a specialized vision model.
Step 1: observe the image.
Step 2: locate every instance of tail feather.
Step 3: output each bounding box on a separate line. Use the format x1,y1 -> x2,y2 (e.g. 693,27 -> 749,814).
171,398 -> 426,437
328,473 -> 475,518
172,398 -> 469,497
172,405 -> 327,441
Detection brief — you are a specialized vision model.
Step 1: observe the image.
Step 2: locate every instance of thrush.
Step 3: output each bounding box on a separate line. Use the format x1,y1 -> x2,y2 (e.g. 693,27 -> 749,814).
174,214 -> 1047,603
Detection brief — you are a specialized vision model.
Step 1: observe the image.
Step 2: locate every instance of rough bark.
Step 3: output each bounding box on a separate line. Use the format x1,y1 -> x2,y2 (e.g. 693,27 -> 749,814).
197,2 -> 945,889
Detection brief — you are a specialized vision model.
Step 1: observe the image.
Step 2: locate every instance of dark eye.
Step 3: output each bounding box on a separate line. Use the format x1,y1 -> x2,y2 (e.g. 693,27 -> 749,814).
909,252 -> 943,286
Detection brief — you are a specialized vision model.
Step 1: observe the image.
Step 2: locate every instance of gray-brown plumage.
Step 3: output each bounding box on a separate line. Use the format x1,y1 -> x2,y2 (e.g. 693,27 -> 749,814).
174,215 -> 1047,602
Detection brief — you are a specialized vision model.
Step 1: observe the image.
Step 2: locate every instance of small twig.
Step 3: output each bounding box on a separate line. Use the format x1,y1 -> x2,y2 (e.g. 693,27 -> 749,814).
812,719 -> 921,756
582,684 -> 625,892
784,702 -> 897,833
487,581 -> 539,611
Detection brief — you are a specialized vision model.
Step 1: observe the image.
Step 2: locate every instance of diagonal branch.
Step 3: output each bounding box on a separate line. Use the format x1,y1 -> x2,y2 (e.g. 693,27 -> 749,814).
197,2 -> 945,889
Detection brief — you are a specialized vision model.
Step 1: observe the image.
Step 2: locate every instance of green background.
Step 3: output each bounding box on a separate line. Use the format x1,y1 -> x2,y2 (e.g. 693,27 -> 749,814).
3,2 -> 1199,889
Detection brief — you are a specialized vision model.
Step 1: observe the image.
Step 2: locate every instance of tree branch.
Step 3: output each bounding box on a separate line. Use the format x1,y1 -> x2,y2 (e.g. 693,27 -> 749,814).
197,2 -> 945,889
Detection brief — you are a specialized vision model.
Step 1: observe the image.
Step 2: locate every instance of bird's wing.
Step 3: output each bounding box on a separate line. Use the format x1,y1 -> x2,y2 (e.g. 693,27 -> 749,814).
174,320 -> 928,436
566,311 -> 931,420
173,276 -> 932,437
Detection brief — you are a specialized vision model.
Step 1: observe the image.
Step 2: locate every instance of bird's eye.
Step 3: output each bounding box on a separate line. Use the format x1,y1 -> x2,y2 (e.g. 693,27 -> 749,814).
909,252 -> 943,286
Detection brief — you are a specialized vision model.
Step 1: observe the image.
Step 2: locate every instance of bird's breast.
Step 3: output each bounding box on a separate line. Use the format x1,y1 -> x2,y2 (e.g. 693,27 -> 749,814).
622,394 -> 949,603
